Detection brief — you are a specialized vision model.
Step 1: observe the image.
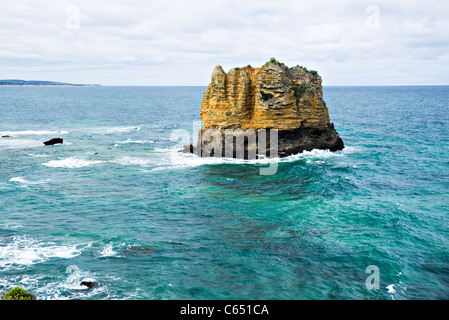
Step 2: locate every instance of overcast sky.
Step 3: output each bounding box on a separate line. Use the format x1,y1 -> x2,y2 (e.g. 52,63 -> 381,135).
1,0 -> 448,85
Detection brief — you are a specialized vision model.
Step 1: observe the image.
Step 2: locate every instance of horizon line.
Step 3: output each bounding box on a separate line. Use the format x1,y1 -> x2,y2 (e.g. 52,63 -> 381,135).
71,84 -> 449,87
2,84 -> 449,87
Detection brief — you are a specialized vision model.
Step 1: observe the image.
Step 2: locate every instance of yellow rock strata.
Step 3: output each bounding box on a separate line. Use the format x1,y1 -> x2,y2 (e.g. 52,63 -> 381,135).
200,60 -> 331,131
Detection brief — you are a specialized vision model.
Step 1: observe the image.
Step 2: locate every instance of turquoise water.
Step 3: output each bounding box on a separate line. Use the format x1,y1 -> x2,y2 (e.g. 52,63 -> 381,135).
0,86 -> 448,300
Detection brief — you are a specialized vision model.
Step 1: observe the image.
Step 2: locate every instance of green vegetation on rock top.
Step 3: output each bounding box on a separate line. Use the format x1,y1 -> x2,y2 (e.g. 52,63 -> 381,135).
266,58 -> 285,67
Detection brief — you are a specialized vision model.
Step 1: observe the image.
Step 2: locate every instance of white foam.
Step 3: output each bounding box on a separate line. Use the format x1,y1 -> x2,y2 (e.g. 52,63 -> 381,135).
87,126 -> 142,134
0,236 -> 83,270
39,145 -> 358,171
0,223 -> 22,230
8,177 -> 31,188
387,284 -> 396,294
280,149 -> 344,162
147,147 -> 284,172
9,177 -> 28,184
282,146 -> 359,162
149,147 -> 300,172
9,176 -> 49,186
153,145 -> 358,169
150,148 -> 228,172
116,139 -> 156,144
99,243 -> 119,257
0,139 -> 43,149
42,156 -> 105,168
112,156 -> 153,167
0,130 -> 68,136
5,263 -> 108,300
63,265 -> 92,290
27,153 -> 50,158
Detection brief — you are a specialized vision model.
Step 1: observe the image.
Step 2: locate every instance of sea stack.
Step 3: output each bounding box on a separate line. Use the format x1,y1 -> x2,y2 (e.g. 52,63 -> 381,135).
184,58 -> 344,158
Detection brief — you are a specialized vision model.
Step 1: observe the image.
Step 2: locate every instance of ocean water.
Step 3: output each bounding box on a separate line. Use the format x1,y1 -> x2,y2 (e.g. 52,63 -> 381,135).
0,86 -> 448,300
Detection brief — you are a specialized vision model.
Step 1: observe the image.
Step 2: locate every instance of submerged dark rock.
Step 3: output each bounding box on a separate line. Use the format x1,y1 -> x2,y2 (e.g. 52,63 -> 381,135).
43,138 -> 63,146
122,245 -> 155,256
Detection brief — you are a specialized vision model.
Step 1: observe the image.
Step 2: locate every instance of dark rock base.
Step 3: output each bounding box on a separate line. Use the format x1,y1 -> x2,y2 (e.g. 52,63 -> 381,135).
183,123 -> 344,159
276,123 -> 344,157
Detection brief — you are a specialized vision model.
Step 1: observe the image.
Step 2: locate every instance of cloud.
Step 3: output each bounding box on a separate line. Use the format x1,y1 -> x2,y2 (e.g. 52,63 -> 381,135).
0,0 -> 448,85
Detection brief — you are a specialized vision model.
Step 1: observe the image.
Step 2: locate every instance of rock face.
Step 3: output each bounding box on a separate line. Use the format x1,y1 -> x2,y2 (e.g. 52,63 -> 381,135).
185,58 -> 344,158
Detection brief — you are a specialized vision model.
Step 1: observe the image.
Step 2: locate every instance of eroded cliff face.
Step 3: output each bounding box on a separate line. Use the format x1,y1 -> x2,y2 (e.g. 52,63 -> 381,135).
200,61 -> 330,131
186,59 -> 344,158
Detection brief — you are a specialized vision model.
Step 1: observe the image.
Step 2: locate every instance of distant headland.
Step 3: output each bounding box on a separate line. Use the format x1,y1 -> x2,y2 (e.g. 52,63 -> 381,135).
0,79 -> 100,86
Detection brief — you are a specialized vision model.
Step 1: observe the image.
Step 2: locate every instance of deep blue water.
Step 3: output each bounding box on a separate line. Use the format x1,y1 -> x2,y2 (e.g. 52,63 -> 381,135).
0,86 -> 448,300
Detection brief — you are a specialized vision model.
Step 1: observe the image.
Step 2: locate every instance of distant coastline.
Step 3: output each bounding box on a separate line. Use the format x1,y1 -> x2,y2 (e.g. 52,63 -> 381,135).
0,79 -> 100,86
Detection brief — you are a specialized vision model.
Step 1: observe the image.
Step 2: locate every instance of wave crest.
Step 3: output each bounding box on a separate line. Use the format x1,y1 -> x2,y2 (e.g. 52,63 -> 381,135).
0,236 -> 85,270
42,157 -> 105,168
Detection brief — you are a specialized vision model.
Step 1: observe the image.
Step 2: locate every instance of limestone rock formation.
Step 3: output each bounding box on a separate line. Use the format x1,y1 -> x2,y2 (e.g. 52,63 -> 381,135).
185,58 -> 344,158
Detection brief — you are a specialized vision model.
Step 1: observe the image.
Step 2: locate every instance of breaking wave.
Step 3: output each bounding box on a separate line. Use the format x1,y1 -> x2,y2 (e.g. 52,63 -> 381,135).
42,157 -> 106,168
148,145 -> 358,171
0,130 -> 68,136
0,236 -> 86,270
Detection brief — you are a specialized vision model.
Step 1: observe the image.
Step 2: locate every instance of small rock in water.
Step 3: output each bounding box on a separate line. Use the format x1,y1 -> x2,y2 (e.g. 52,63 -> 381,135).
1,135 -> 11,138
80,279 -> 98,289
43,138 -> 63,146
